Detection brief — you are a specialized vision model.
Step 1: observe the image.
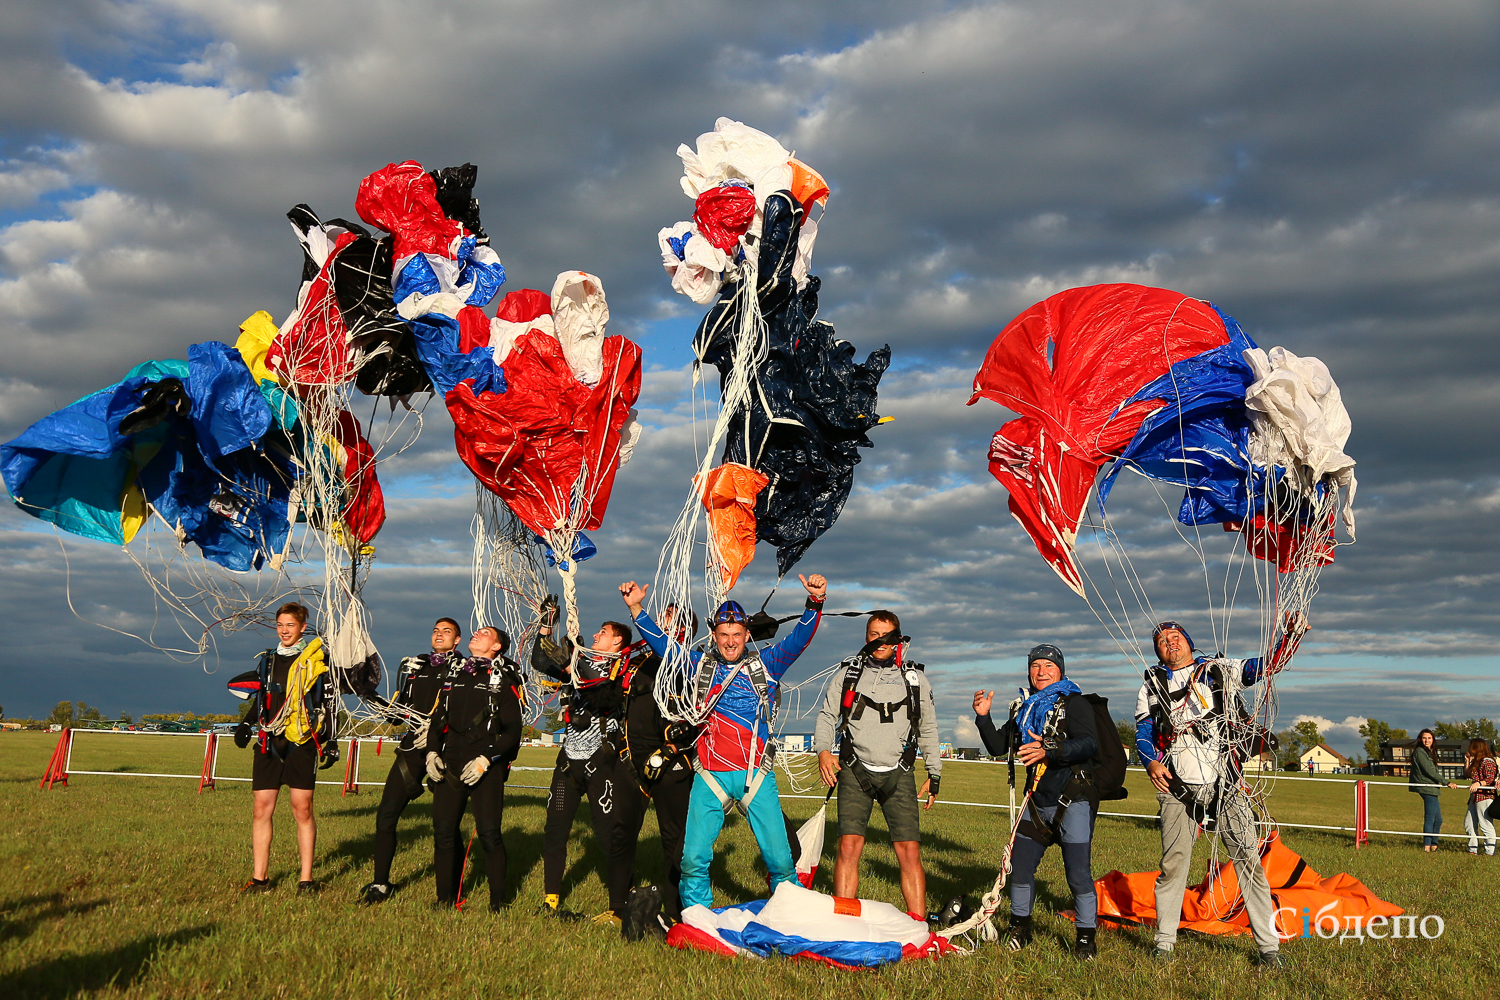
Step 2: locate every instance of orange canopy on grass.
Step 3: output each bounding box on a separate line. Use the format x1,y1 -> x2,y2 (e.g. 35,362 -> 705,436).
698,462 -> 769,592
1093,831 -> 1402,940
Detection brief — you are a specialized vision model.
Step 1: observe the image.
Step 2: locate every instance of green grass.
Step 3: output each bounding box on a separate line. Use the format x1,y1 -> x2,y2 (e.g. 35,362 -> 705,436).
2,731 -> 1495,999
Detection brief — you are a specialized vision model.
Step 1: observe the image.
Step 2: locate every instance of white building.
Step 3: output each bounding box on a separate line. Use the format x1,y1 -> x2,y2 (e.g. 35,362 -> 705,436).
1299,743 -> 1353,773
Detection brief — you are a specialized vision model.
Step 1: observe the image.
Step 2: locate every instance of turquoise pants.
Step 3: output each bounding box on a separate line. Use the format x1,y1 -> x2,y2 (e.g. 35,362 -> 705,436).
680,768 -> 795,909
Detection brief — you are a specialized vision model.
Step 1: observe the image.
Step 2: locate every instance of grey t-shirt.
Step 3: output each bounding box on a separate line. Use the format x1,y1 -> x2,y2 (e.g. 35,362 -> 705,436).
813,654 -> 942,777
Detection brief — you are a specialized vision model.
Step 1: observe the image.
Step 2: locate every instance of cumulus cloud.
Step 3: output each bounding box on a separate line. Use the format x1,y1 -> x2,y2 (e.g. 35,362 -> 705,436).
0,0 -> 1497,728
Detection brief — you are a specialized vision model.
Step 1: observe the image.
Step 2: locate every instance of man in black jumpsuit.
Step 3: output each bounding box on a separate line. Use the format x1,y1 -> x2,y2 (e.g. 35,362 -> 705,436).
360,617 -> 463,905
426,626 -> 524,912
532,608 -> 641,927
621,605 -> 697,932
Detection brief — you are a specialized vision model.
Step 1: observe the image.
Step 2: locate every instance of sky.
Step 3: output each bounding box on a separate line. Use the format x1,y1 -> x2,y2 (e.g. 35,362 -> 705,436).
1,0 -> 1497,759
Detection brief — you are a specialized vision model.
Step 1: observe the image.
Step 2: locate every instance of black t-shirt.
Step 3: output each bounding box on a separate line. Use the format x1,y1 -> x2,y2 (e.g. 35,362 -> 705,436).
625,652 -> 669,762
264,651 -> 297,720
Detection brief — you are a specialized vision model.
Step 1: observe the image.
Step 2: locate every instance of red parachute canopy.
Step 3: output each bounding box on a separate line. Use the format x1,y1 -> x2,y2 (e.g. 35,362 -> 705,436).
354,161 -> 463,259
266,230 -> 359,386
968,284 -> 1230,594
446,289 -> 641,537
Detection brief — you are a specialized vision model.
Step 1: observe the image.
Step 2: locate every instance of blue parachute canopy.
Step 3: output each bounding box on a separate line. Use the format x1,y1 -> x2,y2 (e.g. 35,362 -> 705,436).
1098,306 -> 1260,525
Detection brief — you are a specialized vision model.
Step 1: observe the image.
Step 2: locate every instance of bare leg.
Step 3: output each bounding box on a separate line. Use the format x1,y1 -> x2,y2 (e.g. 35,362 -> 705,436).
893,840 -> 926,915
252,788 -> 279,880
289,787 -> 316,882
833,834 -> 865,898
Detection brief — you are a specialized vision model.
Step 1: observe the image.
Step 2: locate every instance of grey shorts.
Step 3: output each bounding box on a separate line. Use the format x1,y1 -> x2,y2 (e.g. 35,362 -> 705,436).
837,761 -> 921,843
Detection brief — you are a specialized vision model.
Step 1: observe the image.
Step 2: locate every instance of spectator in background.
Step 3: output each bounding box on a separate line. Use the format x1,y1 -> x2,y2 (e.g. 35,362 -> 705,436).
1462,738 -> 1497,856
1407,729 -> 1451,852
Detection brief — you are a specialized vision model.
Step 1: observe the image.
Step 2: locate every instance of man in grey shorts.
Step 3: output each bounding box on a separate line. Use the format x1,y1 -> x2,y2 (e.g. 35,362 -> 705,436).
813,611 -> 940,917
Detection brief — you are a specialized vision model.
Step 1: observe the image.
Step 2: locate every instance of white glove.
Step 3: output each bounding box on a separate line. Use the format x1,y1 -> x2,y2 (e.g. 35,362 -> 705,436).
410,717 -> 430,750
461,756 -> 491,785
425,751 -> 445,783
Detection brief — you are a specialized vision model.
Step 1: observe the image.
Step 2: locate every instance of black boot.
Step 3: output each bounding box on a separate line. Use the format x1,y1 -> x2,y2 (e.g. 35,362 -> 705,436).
1074,928 -> 1097,960
1007,913 -> 1033,951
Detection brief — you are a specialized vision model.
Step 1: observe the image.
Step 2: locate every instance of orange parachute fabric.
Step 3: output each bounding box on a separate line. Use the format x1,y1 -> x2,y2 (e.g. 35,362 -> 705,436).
1092,831 -> 1402,940
788,158 -> 830,214
698,463 -> 769,591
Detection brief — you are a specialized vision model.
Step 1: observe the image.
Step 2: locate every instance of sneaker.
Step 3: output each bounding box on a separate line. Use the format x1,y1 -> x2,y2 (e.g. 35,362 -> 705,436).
1256,950 -> 1285,969
297,880 -> 319,895
592,909 -> 624,930
536,902 -> 583,922
1074,930 -> 1097,961
360,882 -> 391,905
1006,914 -> 1033,951
1152,946 -> 1176,962
241,878 -> 272,894
623,885 -> 664,942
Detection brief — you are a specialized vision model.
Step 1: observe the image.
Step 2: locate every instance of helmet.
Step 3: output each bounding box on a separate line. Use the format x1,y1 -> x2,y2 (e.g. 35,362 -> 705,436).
1151,621 -> 1195,653
711,601 -> 749,628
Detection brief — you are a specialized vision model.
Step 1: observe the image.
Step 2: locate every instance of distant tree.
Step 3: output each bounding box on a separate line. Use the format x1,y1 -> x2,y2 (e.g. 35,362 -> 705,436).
118,712 -> 132,724
78,703 -> 104,722
1275,719 -> 1326,769
541,706 -> 564,734
1434,718 -> 1497,743
49,701 -> 76,727
1358,719 -> 1407,764
1115,719 -> 1135,751
522,724 -> 542,741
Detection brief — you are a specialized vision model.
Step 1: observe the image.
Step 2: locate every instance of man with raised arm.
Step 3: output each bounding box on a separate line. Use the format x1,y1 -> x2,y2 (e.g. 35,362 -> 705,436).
813,610 -> 941,919
360,617 -> 464,905
621,573 -> 825,910
1135,617 -> 1306,967
531,609 -> 642,927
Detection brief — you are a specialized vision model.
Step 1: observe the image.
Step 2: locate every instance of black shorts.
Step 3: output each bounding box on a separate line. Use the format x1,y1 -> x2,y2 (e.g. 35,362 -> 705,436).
837,761 -> 921,843
251,738 -> 318,791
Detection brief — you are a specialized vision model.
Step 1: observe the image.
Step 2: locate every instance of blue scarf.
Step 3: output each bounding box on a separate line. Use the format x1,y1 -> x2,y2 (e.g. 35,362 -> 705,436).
1014,677 -> 1082,741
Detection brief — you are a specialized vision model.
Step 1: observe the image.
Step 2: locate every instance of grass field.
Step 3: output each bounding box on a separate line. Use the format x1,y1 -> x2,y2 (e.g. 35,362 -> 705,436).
2,730 -> 1495,999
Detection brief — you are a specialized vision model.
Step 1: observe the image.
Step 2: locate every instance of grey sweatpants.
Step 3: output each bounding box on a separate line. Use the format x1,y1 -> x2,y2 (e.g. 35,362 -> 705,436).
1154,784 -> 1280,953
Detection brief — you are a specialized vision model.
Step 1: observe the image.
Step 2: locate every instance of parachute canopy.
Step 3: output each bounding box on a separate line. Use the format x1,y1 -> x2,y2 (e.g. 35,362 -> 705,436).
969,283 -> 1355,595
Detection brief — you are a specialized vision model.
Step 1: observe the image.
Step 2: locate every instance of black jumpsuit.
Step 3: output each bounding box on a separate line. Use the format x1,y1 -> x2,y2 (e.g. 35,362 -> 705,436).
429,656 -> 524,910
533,636 -> 642,916
369,650 -> 454,887
623,651 -> 693,921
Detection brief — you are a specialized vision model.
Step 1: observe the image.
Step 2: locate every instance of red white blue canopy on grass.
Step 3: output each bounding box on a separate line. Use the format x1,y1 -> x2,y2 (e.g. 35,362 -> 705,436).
667,881 -> 957,969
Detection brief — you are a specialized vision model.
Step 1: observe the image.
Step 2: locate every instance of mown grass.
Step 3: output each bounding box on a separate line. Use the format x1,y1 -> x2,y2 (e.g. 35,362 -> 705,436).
2,731 -> 1495,999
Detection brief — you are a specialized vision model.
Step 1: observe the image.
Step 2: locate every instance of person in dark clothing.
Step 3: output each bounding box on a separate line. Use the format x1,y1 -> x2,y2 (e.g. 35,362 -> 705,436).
235,602 -> 337,893
532,606 -> 642,928
426,626 -> 524,912
973,644 -> 1100,959
621,604 -> 698,933
360,617 -> 464,905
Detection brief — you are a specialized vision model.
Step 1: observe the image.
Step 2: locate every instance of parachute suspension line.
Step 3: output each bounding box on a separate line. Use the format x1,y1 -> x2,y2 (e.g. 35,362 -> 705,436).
469,485 -> 549,721
652,253 -> 768,723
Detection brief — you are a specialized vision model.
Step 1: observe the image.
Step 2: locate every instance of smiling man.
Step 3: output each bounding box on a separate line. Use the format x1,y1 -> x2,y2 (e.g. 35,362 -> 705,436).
622,573 -> 825,911
813,610 -> 940,919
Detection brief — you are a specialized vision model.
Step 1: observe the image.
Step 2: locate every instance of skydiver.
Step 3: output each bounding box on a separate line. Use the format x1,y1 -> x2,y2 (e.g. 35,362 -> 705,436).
359,617 -> 464,905
1136,617 -> 1307,967
813,611 -> 942,919
234,602 -> 338,893
531,604 -> 643,927
427,626 -> 525,912
973,645 -> 1100,959
621,572 -> 825,912
620,604 -> 699,938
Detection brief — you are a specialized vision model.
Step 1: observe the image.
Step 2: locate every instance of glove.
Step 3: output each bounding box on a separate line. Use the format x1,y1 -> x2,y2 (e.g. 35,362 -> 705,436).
539,594 -> 560,631
410,717 -> 430,750
319,743 -> 339,770
926,774 -> 941,798
425,751 -> 445,783
233,722 -> 252,749
461,756 -> 491,785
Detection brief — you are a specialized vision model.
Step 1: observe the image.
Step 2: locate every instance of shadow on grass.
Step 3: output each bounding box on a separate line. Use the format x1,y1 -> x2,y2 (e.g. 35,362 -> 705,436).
0,892 -> 113,944
0,924 -> 215,999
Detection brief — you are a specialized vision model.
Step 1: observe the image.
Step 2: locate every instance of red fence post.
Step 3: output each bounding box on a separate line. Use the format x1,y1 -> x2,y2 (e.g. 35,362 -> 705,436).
39,729 -> 72,790
198,732 -> 218,794
1354,779 -> 1369,848
342,738 -> 360,797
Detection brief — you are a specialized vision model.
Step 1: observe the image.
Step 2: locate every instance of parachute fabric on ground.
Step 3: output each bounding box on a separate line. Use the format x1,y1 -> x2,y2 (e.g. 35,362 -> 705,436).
668,881 -> 955,967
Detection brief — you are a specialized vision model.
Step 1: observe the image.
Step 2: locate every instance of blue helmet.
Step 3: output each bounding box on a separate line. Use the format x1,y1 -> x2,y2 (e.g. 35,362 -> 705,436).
1152,621 -> 1195,654
712,600 -> 749,627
